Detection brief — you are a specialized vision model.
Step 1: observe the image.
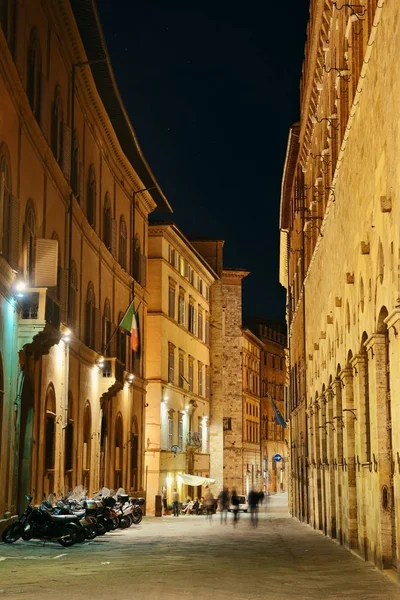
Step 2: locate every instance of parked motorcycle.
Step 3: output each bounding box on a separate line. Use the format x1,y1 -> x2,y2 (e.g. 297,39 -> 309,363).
2,496 -> 79,546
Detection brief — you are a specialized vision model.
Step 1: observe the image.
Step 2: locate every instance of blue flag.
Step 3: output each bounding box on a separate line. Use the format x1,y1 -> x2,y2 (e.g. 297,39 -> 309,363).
268,394 -> 287,428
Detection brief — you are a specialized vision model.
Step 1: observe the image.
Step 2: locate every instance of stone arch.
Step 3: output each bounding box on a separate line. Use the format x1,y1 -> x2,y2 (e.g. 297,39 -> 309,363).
346,349 -> 353,367
377,306 -> 388,334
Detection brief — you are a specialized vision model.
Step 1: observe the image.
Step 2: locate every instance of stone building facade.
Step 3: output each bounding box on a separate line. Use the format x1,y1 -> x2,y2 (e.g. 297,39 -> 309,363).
0,0 -> 171,526
145,224 -> 216,513
246,319 -> 287,494
280,0 -> 400,574
191,240 -> 249,494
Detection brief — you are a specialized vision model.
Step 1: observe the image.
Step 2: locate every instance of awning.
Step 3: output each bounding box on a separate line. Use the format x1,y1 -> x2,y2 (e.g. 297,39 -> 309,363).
177,473 -> 216,486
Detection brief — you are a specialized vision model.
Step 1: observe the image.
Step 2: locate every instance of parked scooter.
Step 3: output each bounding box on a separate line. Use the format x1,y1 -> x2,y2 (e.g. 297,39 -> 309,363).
2,495 -> 79,546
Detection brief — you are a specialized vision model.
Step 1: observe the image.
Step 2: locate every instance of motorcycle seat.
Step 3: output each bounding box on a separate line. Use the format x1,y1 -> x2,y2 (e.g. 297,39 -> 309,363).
51,514 -> 77,522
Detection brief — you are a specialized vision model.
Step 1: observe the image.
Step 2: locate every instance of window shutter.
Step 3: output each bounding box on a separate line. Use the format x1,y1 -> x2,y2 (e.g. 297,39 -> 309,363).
61,123 -> 71,181
94,307 -> 102,353
40,75 -> 50,141
140,254 -> 147,287
8,195 -> 20,272
59,267 -> 68,324
111,218 -> 117,257
35,238 -> 58,287
110,324 -> 117,357
78,161 -> 84,205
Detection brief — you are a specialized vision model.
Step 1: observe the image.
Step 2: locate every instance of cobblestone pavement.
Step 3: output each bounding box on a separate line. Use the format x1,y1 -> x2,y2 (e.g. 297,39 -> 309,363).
0,495 -> 398,600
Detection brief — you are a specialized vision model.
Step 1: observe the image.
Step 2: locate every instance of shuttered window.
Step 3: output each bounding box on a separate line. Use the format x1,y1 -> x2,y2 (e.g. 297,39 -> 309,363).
27,29 -> 41,122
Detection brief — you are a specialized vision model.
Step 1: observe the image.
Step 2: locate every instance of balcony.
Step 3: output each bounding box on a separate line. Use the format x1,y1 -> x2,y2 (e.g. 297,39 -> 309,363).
187,431 -> 202,449
99,357 -> 125,399
18,288 -> 61,354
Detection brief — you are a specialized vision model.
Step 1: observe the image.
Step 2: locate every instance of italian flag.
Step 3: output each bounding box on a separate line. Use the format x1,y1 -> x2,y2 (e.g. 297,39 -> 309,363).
119,300 -> 139,352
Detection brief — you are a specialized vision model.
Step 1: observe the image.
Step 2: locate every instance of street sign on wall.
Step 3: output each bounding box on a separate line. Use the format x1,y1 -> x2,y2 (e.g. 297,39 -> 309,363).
273,453 -> 282,462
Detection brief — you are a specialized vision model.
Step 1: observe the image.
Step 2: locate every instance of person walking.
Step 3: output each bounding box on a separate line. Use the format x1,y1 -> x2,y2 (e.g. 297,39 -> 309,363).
231,488 -> 240,527
248,489 -> 259,527
218,487 -> 229,524
172,489 -> 179,517
204,489 -> 215,523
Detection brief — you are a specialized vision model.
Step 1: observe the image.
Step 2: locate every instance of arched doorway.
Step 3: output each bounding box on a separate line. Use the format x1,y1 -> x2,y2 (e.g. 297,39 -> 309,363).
131,416 -> 139,491
17,372 -> 34,510
114,413 -> 123,489
43,384 -> 56,497
99,403 -> 108,489
82,402 -> 91,491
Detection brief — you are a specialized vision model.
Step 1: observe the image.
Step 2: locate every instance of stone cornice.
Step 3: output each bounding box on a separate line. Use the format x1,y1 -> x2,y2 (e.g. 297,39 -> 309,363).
384,308 -> 400,335
365,333 -> 386,353
222,269 -> 249,285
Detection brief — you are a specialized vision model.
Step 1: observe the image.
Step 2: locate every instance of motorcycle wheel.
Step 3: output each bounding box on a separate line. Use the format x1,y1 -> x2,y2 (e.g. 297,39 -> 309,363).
2,522 -> 23,544
22,526 -> 33,541
109,517 -> 119,531
58,524 -> 78,547
76,528 -> 87,543
131,509 -> 142,525
96,519 -> 108,536
119,516 -> 131,529
85,526 -> 97,540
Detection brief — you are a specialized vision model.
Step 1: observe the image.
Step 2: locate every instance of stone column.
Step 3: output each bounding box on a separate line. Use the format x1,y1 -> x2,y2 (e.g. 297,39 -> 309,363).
325,387 -> 336,539
332,376 -> 344,544
340,366 -> 358,550
365,332 -> 396,569
351,353 -> 369,560
385,309 -> 400,577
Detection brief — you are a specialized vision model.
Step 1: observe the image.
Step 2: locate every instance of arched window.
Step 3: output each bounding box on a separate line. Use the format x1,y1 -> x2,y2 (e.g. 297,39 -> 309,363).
133,234 -> 140,282
83,402 -> 91,487
69,261 -> 78,330
0,0 -> 16,54
71,131 -> 79,200
51,88 -> 63,164
117,311 -> 126,367
65,391 -> 74,475
103,193 -> 111,249
25,202 -> 36,284
115,413 -> 123,488
103,298 -> 111,356
85,283 -> 95,349
27,29 -> 41,121
119,217 -> 127,270
45,385 -> 56,471
87,165 -> 96,227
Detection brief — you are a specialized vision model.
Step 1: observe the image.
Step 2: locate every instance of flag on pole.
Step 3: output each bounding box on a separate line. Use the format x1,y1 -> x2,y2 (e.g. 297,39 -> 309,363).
119,300 -> 139,352
268,393 -> 287,428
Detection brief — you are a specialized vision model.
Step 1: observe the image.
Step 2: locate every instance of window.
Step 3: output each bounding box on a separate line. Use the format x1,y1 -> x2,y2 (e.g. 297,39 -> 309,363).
205,286 -> 209,301
69,261 -> 78,330
198,363 -> 203,396
0,0 -> 16,53
87,165 -> 96,227
223,417 -> 232,431
85,284 -> 95,349
25,202 -> 36,284
178,414 -> 183,449
178,353 -> 184,388
204,315 -> 210,344
168,283 -> 175,319
71,131 -> 79,199
168,413 -> 174,449
178,290 -> 185,326
51,88 -> 63,165
119,217 -> 127,270
205,366 -> 210,399
0,152 -> 17,267
198,278 -> 203,295
188,357 -> 194,392
168,344 -> 175,383
189,268 -> 195,286
272,356 -> 276,369
188,300 -> 196,334
27,29 -> 41,121
103,193 -> 112,249
179,255 -> 185,276
198,309 -> 203,341
169,245 -> 176,267
103,299 -> 111,356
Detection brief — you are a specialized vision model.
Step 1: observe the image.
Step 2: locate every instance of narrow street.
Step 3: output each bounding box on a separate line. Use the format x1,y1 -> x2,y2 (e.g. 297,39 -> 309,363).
0,495 -> 398,600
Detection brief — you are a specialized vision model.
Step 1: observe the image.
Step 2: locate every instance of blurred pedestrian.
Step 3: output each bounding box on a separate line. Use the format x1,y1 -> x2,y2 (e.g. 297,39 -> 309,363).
204,489 -> 215,523
258,490 -> 265,505
162,486 -> 167,515
218,487 -> 229,524
172,489 -> 179,517
248,489 -> 259,527
231,488 -> 240,526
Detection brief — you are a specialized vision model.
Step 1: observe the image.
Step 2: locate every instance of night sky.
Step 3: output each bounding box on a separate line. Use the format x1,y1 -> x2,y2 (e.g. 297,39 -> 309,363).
96,1 -> 310,321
